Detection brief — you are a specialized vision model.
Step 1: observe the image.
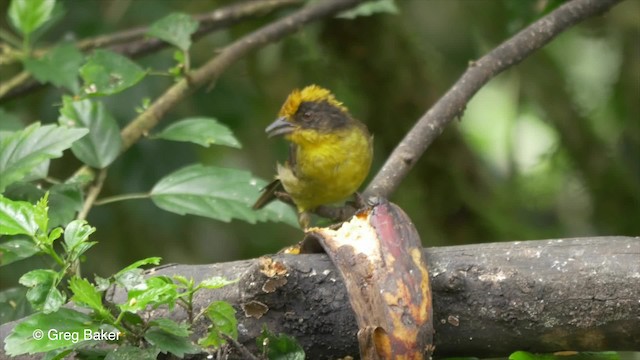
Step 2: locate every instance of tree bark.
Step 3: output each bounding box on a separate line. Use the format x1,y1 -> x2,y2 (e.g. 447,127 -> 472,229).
1,236 -> 638,359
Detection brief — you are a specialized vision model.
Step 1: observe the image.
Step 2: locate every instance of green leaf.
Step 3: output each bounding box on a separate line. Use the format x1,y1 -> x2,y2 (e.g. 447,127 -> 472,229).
0,287 -> 33,323
4,308 -> 98,355
198,276 -> 238,290
119,276 -> 178,313
111,258 -> 163,292
2,182 -> 83,229
8,0 -> 55,36
337,0 -> 398,19
69,277 -> 110,320
147,12 -> 198,51
104,346 -> 160,360
58,96 -> 122,168
115,257 -> 162,277
144,327 -> 200,358
200,301 -> 237,348
153,117 -> 241,148
509,351 -> 620,360
63,220 -> 96,254
23,42 -> 83,92
80,50 -> 146,96
150,164 -> 297,226
33,192 -> 49,236
257,327 -> 305,360
0,195 -> 38,236
19,269 -> 65,313
0,123 -> 88,192
149,318 -> 190,337
0,237 -> 39,266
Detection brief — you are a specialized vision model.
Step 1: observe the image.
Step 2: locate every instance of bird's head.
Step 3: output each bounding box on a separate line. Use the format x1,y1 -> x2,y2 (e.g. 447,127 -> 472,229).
265,85 -> 352,140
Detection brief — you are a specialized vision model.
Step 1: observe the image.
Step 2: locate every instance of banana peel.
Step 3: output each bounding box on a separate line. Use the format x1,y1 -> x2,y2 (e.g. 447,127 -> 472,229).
304,199 -> 434,359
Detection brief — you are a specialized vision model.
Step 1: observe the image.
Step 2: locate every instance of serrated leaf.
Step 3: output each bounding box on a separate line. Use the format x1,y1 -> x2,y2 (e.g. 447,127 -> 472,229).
0,287 -> 33,323
257,327 -> 305,360
23,42 -> 83,92
4,308 -> 97,355
153,117 -> 241,148
337,0 -> 398,19
119,276 -> 178,313
114,257 -> 161,278
80,50 -> 146,96
198,276 -> 237,290
147,12 -> 198,51
33,192 -> 49,235
200,301 -> 237,348
150,164 -> 297,226
149,318 -> 190,337
63,219 -> 95,253
19,269 -> 65,313
0,195 -> 38,236
144,327 -> 200,357
0,237 -> 39,266
69,277 -> 111,320
2,182 -> 83,229
8,0 -> 55,36
58,96 -> 122,168
0,123 -> 88,192
104,346 -> 160,360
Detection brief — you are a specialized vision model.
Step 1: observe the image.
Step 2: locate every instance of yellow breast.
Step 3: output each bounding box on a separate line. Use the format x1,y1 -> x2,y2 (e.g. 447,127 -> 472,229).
277,126 -> 372,212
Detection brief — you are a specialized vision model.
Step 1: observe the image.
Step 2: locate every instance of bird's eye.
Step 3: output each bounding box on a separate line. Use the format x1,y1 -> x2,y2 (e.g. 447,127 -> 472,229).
302,111 -> 312,121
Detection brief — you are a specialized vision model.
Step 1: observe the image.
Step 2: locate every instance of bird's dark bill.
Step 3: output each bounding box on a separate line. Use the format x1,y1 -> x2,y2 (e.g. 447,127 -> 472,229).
266,117 -> 295,138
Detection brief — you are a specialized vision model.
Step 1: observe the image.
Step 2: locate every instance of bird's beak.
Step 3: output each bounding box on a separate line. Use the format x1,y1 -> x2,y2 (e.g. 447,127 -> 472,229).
265,117 -> 295,138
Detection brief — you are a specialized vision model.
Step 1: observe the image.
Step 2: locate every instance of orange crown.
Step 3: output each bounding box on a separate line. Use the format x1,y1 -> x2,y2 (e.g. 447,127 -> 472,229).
278,85 -> 348,118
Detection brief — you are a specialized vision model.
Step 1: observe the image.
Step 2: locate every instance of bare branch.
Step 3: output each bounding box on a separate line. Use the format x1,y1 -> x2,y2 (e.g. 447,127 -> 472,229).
364,0 -> 624,199
120,0 -> 366,151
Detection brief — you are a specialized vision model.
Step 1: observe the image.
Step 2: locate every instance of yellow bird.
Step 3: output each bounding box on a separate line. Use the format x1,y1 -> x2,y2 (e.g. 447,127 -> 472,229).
253,85 -> 373,228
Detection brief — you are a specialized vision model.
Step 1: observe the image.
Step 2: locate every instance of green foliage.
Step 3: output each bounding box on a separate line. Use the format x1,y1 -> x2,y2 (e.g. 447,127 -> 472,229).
510,351 -> 620,360
0,123 -> 88,193
22,42 -> 83,92
1,195 -> 243,357
199,301 -> 238,348
4,308 -> 100,355
153,117 -> 241,148
58,96 -> 122,168
79,50 -> 146,96
150,164 -> 297,226
0,287 -> 32,323
147,13 -> 199,52
8,0 -> 55,37
257,326 -> 305,360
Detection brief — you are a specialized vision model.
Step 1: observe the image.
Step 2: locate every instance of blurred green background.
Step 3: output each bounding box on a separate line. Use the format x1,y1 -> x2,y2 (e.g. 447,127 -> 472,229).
1,0 -> 638,286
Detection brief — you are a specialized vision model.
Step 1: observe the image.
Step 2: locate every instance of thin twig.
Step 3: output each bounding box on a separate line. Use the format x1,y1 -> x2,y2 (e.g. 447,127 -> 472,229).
220,333 -> 261,360
363,0 -> 623,199
77,168 -> 107,221
0,71 -> 29,98
0,0 -> 302,103
120,0 -> 366,150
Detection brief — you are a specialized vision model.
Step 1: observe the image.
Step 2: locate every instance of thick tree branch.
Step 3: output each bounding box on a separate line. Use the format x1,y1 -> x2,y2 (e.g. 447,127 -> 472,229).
364,0 -> 624,199
1,237 -> 637,359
